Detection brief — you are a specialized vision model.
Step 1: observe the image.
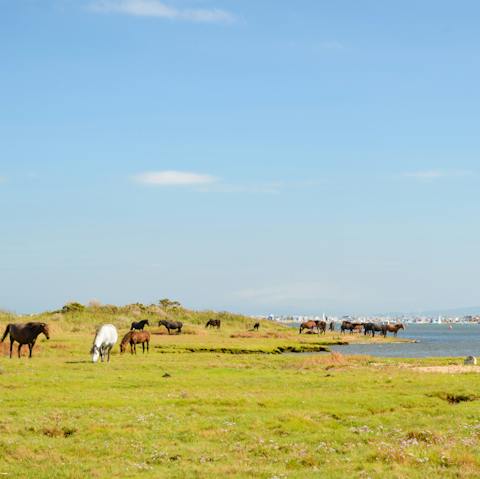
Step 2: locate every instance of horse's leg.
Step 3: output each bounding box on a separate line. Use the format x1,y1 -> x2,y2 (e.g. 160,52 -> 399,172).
18,343 -> 22,358
28,343 -> 33,358
29,339 -> 37,358
9,339 -> 13,358
146,340 -> 149,353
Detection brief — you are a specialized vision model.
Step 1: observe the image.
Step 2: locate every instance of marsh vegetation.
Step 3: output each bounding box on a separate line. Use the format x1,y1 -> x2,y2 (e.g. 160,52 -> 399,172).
0,303 -> 478,478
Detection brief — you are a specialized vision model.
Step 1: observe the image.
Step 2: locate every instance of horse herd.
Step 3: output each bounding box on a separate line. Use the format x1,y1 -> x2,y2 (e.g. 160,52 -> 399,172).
0,317 -> 401,362
0,318 -> 261,362
299,320 -> 404,338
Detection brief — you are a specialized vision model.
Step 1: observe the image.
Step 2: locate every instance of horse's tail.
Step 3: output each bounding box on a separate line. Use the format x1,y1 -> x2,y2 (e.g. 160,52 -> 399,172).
1,324 -> 11,342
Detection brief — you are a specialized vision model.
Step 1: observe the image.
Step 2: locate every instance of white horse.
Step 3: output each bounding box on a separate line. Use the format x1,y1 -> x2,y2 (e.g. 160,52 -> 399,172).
91,324 -> 118,363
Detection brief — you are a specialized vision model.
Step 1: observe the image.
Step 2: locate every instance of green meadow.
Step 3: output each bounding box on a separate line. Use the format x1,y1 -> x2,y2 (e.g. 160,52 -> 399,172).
0,303 -> 479,478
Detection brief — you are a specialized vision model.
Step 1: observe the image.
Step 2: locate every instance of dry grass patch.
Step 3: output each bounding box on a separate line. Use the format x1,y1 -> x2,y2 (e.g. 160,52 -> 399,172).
230,331 -> 292,339
292,352 -> 367,370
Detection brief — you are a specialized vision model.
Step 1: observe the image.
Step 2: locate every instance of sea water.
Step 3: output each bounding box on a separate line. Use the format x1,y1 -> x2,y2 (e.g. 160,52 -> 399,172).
329,323 -> 480,358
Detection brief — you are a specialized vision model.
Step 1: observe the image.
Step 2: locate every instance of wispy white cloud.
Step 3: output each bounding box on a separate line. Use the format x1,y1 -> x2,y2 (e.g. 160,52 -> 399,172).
133,171 -> 283,194
89,0 -> 236,24
403,170 -> 471,182
134,170 -> 218,186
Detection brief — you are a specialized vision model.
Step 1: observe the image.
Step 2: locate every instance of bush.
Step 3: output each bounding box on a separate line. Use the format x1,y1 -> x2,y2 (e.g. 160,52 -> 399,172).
61,302 -> 85,314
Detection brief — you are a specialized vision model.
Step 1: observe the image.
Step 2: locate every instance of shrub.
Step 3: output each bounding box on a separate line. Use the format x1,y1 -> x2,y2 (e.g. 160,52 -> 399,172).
61,302 -> 85,314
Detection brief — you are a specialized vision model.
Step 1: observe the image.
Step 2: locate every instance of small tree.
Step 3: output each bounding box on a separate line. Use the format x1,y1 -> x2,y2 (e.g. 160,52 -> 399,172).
159,298 -> 182,312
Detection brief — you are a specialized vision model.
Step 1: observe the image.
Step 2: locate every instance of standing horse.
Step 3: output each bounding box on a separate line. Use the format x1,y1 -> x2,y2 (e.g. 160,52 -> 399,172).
91,324 -> 118,363
1,322 -> 50,358
205,319 -> 221,329
130,319 -> 149,331
363,323 -> 386,337
253,322 -> 260,331
129,331 -> 150,354
341,321 -> 363,334
130,331 -> 150,354
158,320 -> 183,335
384,324 -> 405,337
329,322 -> 335,332
315,320 -> 327,334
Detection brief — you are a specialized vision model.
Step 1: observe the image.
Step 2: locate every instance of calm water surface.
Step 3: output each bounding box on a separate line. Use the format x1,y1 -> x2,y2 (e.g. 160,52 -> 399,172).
329,323 -> 480,358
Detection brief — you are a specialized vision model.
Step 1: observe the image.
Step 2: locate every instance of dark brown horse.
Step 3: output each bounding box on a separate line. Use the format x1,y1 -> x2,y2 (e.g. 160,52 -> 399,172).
205,319 -> 221,329
253,322 -> 260,331
340,321 -> 363,334
1,322 -> 50,358
384,323 -> 405,336
314,320 -> 327,334
363,322 -> 386,337
158,320 -> 183,334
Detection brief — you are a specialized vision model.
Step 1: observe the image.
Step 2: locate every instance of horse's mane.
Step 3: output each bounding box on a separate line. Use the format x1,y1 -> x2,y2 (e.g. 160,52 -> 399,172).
24,322 -> 46,331
120,331 -> 134,345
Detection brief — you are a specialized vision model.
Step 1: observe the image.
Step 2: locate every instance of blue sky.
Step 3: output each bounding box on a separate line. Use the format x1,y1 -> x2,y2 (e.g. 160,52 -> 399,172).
1,0 -> 480,314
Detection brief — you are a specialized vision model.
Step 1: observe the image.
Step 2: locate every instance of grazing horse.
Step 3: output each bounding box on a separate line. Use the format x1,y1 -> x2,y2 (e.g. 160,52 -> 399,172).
341,321 -> 363,334
158,320 -> 183,335
299,320 -> 319,334
329,322 -> 335,332
129,331 -> 150,354
315,320 -> 327,334
130,319 -> 149,331
205,319 -> 221,329
253,322 -> 260,331
121,331 -> 150,354
91,324 -> 118,363
384,323 -> 405,337
363,322 -> 386,338
120,331 -> 133,353
0,322 -> 50,358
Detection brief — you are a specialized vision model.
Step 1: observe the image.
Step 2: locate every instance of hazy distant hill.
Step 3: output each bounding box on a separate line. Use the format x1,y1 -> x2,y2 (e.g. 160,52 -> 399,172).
380,306 -> 480,317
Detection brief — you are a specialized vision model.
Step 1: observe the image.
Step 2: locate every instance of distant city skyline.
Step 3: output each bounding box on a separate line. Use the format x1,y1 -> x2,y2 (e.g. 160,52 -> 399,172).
2,1 -> 480,314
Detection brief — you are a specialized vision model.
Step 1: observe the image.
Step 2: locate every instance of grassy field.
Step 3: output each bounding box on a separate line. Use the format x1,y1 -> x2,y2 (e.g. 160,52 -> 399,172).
0,304 -> 479,478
